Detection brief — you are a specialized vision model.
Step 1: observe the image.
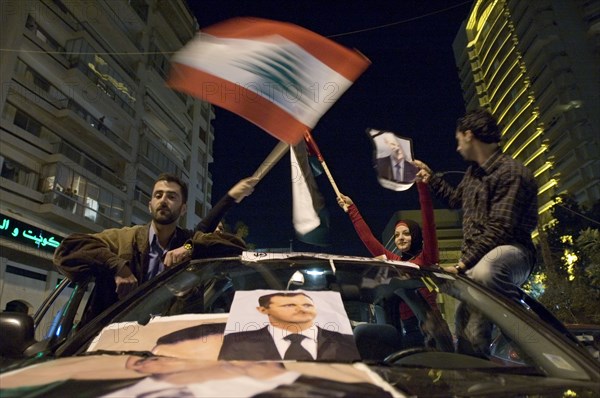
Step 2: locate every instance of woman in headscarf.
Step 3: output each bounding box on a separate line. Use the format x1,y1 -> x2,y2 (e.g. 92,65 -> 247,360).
337,181 -> 439,347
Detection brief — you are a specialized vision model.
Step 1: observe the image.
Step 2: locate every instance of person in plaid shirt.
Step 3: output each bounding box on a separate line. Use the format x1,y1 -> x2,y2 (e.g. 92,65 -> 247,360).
414,108 -> 538,357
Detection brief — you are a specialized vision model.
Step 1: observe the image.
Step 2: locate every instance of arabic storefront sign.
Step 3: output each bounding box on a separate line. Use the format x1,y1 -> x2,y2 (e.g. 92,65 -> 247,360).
0,214 -> 63,254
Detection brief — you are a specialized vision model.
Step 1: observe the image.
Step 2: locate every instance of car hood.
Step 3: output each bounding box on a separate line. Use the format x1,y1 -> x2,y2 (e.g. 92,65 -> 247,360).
374,366 -> 599,397
1,354 -> 599,398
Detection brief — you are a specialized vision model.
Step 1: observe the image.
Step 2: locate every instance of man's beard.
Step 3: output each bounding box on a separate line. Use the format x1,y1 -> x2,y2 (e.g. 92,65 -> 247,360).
152,206 -> 180,225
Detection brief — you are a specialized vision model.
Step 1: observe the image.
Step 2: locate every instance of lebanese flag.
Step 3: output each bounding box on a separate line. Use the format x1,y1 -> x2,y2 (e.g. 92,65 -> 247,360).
291,140 -> 330,246
168,17 -> 370,144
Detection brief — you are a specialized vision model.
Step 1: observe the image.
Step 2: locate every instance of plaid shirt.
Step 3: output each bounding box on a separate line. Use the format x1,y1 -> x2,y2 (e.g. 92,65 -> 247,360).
429,150 -> 538,268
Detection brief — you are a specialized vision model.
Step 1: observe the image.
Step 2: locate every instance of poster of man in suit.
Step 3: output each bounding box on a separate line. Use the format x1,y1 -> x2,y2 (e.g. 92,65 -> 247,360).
368,129 -> 418,191
219,290 -> 360,361
0,319 -> 393,397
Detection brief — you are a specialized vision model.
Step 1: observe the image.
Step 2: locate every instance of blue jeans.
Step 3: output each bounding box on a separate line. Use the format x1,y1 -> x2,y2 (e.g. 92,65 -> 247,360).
456,245 -> 533,356
466,244 -> 533,301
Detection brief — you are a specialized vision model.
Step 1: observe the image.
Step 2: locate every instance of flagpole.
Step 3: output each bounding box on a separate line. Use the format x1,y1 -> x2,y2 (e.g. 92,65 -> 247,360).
303,131 -> 343,198
252,141 -> 290,180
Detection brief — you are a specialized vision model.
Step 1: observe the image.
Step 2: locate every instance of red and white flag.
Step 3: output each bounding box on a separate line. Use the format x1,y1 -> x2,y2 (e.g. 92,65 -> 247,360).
168,17 -> 370,144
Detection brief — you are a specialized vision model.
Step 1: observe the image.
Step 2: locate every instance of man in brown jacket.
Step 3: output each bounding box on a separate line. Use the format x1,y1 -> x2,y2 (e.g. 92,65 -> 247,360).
54,173 -> 257,323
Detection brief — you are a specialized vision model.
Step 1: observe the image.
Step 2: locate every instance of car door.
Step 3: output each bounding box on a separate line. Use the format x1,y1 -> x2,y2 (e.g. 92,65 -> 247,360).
0,276 -> 95,364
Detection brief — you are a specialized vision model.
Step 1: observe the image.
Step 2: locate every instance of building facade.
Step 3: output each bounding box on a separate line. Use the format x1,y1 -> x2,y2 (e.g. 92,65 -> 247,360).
382,0 -> 599,271
0,0 -> 214,311
452,0 -> 600,226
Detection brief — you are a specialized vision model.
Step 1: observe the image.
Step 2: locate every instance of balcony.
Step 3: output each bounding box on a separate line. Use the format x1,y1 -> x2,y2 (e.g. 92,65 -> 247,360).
99,1 -> 146,51
43,0 -> 80,31
0,174 -> 120,233
81,22 -> 142,69
142,96 -> 191,165
23,16 -> 70,69
54,109 -> 130,164
40,188 -> 121,231
138,135 -> 182,178
156,0 -> 196,46
56,97 -> 131,148
50,143 -> 126,191
145,66 -> 190,128
66,58 -> 136,117
37,158 -> 127,231
129,0 -> 149,22
134,187 -> 151,206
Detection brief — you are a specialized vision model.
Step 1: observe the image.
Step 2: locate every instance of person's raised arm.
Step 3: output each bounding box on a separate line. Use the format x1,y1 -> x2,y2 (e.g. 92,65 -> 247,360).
414,159 -> 463,209
195,176 -> 259,233
337,194 -> 395,259
163,177 -> 259,268
415,182 -> 439,267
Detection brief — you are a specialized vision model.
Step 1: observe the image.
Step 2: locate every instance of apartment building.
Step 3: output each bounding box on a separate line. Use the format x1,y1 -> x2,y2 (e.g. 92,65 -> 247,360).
0,0 -> 215,311
382,0 -> 599,272
452,0 -> 600,225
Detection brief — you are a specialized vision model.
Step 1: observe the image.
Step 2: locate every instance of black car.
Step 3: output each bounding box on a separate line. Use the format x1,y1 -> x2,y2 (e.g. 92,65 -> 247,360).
491,322 -> 600,365
1,252 -> 598,397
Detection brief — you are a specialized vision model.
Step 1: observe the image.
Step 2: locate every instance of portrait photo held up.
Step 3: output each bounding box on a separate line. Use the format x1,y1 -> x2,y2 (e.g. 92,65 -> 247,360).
368,129 -> 419,191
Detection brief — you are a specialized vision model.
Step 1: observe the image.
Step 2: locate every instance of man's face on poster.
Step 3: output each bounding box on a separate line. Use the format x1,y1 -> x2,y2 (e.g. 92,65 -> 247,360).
151,333 -> 224,360
385,138 -> 405,161
125,356 -> 206,375
157,362 -> 287,384
125,357 -> 286,384
258,294 -> 317,328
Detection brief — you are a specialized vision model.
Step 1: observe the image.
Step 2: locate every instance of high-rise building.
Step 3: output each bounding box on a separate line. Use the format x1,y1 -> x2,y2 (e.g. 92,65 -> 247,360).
0,0 -> 214,309
452,0 -> 600,225
382,0 -> 599,268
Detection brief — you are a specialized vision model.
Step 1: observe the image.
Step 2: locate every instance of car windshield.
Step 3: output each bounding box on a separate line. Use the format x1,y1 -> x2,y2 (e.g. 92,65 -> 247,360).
74,252 -> 592,381
108,254 -> 425,329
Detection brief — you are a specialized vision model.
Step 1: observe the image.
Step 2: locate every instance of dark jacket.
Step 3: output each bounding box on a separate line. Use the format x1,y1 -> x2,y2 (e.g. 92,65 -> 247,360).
376,156 -> 418,183
53,194 -> 245,322
218,326 -> 360,362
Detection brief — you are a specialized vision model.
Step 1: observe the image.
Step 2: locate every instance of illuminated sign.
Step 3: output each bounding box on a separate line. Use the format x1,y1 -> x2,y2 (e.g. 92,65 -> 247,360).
0,214 -> 63,254
88,54 -> 136,102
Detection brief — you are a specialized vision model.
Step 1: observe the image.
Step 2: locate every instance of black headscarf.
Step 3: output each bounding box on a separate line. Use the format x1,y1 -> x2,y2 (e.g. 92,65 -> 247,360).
395,219 -> 423,261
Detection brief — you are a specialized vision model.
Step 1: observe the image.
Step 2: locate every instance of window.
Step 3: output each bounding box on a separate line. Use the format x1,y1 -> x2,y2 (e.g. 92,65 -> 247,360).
13,109 -> 42,137
83,183 -> 99,222
34,278 -> 95,342
0,157 -> 38,189
39,163 -> 124,225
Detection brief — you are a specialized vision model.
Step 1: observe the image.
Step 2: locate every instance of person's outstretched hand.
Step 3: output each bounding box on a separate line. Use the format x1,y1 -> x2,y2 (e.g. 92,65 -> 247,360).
114,266 -> 138,299
413,160 -> 433,184
336,194 -> 353,213
163,245 -> 192,267
228,176 -> 260,203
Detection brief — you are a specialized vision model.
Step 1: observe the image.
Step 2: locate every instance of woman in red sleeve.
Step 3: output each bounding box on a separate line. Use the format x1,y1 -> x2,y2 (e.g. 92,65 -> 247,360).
337,182 -> 439,348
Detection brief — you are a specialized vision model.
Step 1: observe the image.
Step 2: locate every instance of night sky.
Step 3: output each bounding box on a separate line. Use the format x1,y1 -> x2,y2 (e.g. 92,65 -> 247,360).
186,1 -> 473,255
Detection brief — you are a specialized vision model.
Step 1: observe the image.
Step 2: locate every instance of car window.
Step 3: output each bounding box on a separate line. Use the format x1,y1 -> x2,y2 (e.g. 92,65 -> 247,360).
34,278 -> 94,343
111,259 -> 405,325
69,256 -> 593,381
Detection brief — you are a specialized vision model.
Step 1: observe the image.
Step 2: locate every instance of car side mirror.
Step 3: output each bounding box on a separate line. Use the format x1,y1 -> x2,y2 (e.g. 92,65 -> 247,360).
0,312 -> 36,358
